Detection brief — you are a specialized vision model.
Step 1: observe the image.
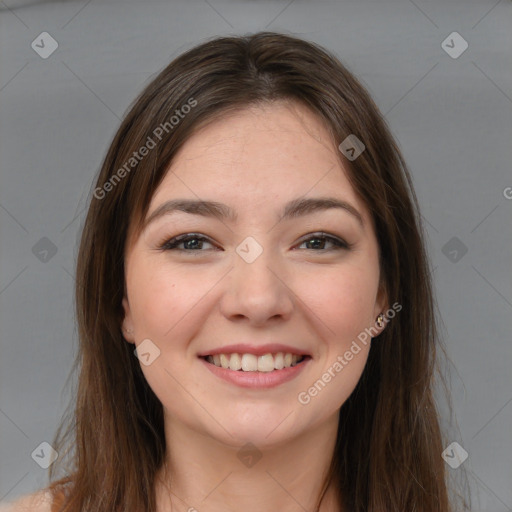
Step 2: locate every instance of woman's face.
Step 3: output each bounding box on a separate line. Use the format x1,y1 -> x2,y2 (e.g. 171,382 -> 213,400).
122,101 -> 386,448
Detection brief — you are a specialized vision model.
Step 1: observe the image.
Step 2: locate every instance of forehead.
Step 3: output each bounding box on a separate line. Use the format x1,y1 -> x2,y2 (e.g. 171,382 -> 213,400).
148,102 -> 365,219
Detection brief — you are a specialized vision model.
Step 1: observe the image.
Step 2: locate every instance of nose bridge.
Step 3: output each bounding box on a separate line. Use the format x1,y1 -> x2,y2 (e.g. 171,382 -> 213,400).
234,235 -> 282,292
222,235 -> 293,322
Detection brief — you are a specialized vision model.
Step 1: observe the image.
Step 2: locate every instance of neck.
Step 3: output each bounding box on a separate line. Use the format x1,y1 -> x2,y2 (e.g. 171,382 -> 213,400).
155,413 -> 342,512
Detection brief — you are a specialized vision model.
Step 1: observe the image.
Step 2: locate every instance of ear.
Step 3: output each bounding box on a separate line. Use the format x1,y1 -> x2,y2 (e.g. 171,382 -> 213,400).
121,296 -> 135,344
373,280 -> 389,336
374,281 -> 388,315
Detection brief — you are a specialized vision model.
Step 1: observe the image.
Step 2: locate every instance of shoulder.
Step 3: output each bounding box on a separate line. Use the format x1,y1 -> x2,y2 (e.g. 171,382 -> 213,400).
0,490 -> 53,512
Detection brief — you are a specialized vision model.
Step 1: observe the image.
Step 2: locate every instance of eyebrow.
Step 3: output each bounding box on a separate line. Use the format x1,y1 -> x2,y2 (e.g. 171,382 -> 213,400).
143,196 -> 364,230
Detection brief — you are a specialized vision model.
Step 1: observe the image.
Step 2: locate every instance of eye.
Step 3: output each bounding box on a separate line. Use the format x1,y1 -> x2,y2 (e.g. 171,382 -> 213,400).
157,231 -> 351,253
159,233 -> 218,252
295,232 -> 351,251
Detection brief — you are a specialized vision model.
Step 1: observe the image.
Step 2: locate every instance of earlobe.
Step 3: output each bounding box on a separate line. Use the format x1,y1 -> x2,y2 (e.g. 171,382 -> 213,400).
372,311 -> 388,338
121,297 -> 135,344
374,283 -> 389,334
122,326 -> 135,343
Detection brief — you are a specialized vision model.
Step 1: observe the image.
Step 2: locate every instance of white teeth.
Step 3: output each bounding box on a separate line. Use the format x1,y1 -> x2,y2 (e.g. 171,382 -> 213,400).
241,353 -> 258,371
205,352 -> 305,371
257,354 -> 275,372
229,353 -> 242,370
219,354 -> 230,369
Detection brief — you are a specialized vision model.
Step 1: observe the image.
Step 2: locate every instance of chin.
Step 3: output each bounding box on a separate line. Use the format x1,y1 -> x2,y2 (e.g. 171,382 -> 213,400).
211,411 -> 304,449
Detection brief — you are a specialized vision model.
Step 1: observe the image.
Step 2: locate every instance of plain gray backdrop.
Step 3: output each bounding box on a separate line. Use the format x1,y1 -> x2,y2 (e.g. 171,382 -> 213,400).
1,0 -> 511,509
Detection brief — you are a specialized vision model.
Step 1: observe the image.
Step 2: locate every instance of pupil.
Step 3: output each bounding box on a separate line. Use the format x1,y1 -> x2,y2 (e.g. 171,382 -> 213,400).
307,238 -> 323,249
185,238 -> 201,249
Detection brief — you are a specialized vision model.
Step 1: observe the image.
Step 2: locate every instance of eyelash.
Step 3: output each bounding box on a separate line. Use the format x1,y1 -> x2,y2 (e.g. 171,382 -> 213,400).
158,232 -> 352,253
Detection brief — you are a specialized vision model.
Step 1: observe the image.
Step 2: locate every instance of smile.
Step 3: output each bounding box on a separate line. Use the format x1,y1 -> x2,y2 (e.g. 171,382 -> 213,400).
199,354 -> 311,388
202,352 -> 309,372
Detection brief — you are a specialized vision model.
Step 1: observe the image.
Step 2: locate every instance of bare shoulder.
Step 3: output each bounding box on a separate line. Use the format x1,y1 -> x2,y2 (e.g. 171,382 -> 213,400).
0,490 -> 53,512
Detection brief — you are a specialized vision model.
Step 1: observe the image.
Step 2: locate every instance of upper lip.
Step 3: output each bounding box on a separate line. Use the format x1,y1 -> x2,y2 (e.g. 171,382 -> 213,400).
197,343 -> 311,357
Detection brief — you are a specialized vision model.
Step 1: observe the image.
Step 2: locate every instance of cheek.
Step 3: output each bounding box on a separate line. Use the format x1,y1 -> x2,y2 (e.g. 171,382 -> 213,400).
298,260 -> 378,412
297,268 -> 374,415
127,263 -> 212,417
294,260 -> 380,345
128,261 -> 209,338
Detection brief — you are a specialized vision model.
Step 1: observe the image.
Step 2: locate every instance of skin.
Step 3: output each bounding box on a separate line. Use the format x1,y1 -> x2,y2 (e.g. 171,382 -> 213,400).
122,101 -> 387,512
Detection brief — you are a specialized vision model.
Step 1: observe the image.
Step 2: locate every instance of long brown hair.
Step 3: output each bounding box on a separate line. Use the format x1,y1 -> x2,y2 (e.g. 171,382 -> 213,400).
43,32 -> 468,511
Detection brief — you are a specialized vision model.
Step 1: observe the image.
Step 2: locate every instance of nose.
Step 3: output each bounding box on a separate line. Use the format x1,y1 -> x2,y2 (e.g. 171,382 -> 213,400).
219,246 -> 294,326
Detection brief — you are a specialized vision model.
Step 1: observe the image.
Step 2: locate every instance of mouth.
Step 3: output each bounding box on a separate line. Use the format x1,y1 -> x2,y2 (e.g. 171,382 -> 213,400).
200,352 -> 311,372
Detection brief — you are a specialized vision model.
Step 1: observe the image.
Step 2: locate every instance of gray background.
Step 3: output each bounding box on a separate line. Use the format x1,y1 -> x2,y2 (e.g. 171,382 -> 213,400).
1,0 -> 511,509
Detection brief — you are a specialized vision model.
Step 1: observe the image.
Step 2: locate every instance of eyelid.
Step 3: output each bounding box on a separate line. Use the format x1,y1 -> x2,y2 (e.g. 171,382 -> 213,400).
158,231 -> 352,252
294,232 -> 352,251
158,233 -> 218,251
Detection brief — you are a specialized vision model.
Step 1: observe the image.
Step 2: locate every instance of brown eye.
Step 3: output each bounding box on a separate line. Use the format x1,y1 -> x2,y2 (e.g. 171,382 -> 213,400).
159,233 -> 217,252
296,233 -> 351,251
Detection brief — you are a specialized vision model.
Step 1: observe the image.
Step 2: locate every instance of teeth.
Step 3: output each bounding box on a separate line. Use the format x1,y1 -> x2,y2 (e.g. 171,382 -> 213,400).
241,354 -> 258,371
229,353 -> 242,370
258,354 -> 274,372
206,352 -> 305,371
219,354 -> 230,369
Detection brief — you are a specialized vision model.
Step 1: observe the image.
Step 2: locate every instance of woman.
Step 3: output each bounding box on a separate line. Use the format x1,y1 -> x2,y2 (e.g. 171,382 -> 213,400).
4,32 -> 468,511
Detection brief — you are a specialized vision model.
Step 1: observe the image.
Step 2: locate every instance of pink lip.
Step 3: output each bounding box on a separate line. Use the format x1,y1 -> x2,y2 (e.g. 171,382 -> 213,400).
197,343 -> 310,357
200,356 -> 311,389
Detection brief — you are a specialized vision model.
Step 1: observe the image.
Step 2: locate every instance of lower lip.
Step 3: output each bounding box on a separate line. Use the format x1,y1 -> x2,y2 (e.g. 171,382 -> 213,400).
199,357 -> 311,389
